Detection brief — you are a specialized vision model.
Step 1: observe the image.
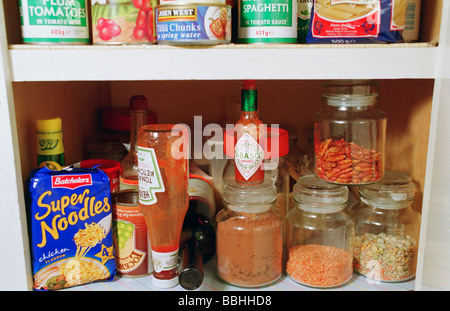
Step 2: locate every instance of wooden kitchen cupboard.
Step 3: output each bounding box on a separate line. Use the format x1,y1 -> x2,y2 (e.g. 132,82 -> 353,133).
0,0 -> 448,291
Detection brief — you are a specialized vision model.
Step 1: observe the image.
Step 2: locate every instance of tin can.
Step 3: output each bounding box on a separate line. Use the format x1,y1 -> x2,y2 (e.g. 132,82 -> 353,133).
237,0 -> 297,43
91,0 -> 156,44
155,4 -> 231,45
112,190 -> 153,277
19,0 -> 90,44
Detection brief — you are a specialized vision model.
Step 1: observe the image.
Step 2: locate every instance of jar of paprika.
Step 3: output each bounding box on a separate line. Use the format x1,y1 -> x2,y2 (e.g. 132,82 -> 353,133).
216,179 -> 283,287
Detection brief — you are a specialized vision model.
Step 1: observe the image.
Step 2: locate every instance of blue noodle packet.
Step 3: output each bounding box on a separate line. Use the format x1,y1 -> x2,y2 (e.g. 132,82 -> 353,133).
306,0 -> 406,44
27,166 -> 116,290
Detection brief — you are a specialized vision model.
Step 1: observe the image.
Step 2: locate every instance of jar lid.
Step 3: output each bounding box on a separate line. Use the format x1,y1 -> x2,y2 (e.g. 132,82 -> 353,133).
359,170 -> 415,209
293,175 -> 348,213
322,80 -> 379,107
222,179 -> 276,213
223,127 -> 289,159
101,107 -> 157,132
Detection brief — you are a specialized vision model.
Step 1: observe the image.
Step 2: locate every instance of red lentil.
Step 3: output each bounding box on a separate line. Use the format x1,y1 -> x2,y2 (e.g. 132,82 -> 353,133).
286,244 -> 353,288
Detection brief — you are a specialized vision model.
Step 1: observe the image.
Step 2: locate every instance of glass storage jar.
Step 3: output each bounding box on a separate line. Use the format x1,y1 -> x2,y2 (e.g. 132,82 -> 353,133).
351,170 -> 420,282
286,175 -> 354,288
314,80 -> 386,185
223,127 -> 290,218
216,179 -> 283,287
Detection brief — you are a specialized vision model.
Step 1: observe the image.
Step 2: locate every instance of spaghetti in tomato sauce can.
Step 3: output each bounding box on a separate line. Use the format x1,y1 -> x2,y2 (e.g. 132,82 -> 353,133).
27,166 -> 116,290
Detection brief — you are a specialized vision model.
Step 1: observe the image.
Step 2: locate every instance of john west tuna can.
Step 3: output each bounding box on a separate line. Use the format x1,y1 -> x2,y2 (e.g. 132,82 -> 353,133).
238,0 -> 297,43
155,2 -> 231,45
112,190 -> 153,277
19,0 -> 90,44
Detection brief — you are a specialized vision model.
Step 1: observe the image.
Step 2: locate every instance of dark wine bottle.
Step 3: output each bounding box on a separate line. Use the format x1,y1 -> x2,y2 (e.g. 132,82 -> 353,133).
178,199 -> 216,290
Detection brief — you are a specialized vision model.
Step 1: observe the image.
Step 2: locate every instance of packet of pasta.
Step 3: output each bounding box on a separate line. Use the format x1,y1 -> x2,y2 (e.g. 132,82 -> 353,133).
306,0 -> 407,43
27,166 -> 116,290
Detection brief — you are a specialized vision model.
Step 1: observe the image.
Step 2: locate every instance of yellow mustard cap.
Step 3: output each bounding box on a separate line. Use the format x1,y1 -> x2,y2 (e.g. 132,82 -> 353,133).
36,117 -> 62,131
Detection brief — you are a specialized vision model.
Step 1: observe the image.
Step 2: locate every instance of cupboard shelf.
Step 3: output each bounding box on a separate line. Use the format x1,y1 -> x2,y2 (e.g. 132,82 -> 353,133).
9,42 -> 437,82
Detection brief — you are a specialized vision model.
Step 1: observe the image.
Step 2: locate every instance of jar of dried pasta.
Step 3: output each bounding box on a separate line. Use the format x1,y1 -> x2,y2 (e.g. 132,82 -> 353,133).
314,80 -> 386,185
351,170 -> 421,282
216,179 -> 283,287
285,175 -> 354,288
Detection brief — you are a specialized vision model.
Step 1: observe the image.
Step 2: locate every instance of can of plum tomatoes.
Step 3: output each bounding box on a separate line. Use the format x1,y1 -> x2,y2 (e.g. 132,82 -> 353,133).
19,0 -> 90,44
112,190 -> 153,277
91,0 -> 156,44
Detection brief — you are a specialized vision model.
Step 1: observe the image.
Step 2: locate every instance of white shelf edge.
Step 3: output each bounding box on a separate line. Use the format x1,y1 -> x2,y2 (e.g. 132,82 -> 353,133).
8,43 -> 438,82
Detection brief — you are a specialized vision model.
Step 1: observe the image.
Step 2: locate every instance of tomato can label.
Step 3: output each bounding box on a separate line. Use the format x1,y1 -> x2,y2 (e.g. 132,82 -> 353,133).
155,4 -> 231,45
19,0 -> 90,44
112,190 -> 153,277
238,0 -> 297,43
91,0 -> 156,44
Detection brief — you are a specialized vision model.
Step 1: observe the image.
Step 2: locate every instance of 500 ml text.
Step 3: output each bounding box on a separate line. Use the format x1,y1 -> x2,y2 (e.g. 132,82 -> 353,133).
178,295 -> 272,308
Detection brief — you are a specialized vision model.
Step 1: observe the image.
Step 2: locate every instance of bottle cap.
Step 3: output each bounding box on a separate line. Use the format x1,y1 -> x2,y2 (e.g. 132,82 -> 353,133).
36,117 -> 62,131
242,80 -> 256,90
129,95 -> 148,111
152,275 -> 179,288
179,268 -> 204,290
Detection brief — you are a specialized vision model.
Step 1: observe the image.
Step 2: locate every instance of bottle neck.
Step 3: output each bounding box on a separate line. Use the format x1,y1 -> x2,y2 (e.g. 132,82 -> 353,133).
241,89 -> 257,112
129,109 -> 148,152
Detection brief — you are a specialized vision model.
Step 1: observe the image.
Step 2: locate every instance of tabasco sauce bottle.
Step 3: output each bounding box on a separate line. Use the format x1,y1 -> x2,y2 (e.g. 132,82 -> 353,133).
233,80 -> 265,184
36,117 -> 66,170
119,95 -> 148,191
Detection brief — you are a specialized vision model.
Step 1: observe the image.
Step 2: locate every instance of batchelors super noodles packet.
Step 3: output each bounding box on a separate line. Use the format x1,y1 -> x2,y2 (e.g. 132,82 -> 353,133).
306,0 -> 407,43
27,166 -> 116,290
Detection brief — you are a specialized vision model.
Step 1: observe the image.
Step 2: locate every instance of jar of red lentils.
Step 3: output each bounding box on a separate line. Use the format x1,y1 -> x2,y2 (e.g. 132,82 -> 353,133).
351,170 -> 420,282
285,175 -> 354,288
314,80 -> 386,185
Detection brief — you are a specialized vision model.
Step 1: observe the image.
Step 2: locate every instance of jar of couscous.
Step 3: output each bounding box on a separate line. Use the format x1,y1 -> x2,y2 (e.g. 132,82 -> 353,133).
285,175 -> 354,288
351,170 -> 421,282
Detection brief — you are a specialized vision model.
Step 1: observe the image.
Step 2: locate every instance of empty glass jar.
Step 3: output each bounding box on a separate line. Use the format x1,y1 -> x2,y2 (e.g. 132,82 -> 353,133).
351,170 -> 420,282
285,175 -> 354,288
314,80 -> 386,185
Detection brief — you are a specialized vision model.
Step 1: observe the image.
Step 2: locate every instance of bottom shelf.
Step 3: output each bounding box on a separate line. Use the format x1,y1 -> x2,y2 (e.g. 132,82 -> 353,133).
64,257 -> 415,291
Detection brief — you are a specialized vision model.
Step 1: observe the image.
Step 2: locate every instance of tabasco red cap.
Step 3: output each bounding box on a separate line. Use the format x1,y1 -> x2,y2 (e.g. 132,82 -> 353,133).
223,127 -> 289,159
129,95 -> 148,110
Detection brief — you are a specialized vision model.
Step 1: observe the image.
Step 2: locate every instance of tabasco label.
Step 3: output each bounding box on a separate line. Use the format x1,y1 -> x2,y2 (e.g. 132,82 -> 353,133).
137,146 -> 165,206
234,132 -> 264,180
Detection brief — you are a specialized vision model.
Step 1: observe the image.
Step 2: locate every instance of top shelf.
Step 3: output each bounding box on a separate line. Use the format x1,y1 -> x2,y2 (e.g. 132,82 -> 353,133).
8,42 -> 438,82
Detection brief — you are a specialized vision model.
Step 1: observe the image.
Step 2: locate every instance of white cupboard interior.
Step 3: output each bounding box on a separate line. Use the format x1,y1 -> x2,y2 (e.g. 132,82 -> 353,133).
1,0 -> 449,291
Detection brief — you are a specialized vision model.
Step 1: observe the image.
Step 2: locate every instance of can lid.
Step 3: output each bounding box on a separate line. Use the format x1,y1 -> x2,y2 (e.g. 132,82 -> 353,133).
101,108 -> 157,132
36,117 -> 62,131
223,127 -> 289,159
129,95 -> 148,111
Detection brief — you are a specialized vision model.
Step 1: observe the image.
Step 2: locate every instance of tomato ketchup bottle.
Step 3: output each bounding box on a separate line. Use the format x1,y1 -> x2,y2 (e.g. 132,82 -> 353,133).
137,124 -> 189,288
233,80 -> 265,185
